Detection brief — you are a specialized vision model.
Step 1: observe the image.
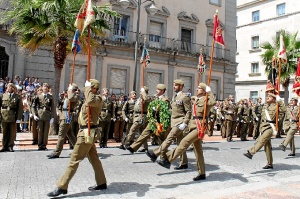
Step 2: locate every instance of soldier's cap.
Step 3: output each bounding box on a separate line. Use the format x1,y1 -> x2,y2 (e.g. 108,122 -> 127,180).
198,82 -> 207,90
291,97 -> 298,101
268,93 -> 276,98
174,79 -> 184,85
43,83 -> 50,88
156,84 -> 166,90
71,83 -> 78,89
191,96 -> 196,100
130,91 -> 137,95
143,86 -> 149,92
90,79 -> 100,89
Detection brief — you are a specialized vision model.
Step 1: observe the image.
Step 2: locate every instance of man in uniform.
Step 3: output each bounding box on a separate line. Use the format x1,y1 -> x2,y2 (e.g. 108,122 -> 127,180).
238,99 -> 250,141
244,93 -> 285,169
146,79 -> 191,170
207,105 -> 217,136
121,86 -> 151,150
0,83 -> 23,152
156,82 -> 216,181
252,97 -> 263,139
126,84 -> 170,154
47,83 -> 81,159
99,88 -> 115,148
47,79 -> 107,197
114,95 -> 125,142
31,83 -> 55,150
222,97 -> 236,142
279,97 -> 299,156
29,87 -> 41,145
120,91 -> 137,148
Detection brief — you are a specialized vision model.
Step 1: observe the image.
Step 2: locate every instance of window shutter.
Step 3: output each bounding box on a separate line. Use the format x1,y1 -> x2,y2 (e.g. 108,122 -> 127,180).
179,75 -> 192,94
146,72 -> 161,96
70,65 -> 86,90
110,68 -> 126,95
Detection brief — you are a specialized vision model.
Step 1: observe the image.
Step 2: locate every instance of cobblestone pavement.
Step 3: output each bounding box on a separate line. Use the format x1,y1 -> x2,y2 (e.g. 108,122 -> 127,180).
1,132 -> 300,199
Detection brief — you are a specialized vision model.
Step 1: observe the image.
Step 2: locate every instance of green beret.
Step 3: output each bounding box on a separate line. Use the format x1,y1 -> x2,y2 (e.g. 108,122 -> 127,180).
198,82 -> 207,90
174,79 -> 184,85
156,84 -> 166,90
90,79 -> 100,89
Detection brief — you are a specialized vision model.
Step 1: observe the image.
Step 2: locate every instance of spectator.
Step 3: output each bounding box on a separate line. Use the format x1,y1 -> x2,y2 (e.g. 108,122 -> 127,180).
13,75 -> 20,85
26,82 -> 35,93
0,78 -> 4,93
23,76 -> 29,87
22,93 -> 30,132
33,78 -> 41,87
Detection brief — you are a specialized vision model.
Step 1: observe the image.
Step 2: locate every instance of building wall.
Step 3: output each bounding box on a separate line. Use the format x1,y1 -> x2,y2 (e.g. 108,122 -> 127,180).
236,0 -> 300,102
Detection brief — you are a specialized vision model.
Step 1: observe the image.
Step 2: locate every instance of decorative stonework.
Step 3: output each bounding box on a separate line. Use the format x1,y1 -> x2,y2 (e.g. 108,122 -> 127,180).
205,18 -> 224,29
177,12 -> 199,24
109,0 -> 137,9
145,5 -> 170,17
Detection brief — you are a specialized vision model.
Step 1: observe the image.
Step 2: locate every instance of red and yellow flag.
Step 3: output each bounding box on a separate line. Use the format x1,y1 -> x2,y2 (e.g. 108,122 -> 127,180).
278,33 -> 287,63
213,14 -> 225,47
74,0 -> 96,34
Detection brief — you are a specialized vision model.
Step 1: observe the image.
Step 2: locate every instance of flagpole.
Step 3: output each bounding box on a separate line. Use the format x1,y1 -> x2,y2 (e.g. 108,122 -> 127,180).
69,48 -> 77,122
87,25 -> 91,137
140,37 -> 147,119
275,60 -> 281,131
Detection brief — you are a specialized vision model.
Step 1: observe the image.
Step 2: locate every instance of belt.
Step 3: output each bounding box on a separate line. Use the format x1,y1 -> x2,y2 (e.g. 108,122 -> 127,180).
262,120 -> 275,123
102,109 -> 112,113
38,107 -> 51,111
62,108 -> 74,112
80,125 -> 98,129
285,119 -> 299,122
1,107 -> 16,111
242,114 -> 248,116
193,116 -> 203,119
135,111 -> 147,114
129,111 -> 134,114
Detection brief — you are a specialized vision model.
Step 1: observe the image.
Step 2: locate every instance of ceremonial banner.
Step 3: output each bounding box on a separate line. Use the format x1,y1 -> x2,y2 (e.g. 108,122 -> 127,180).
278,33 -> 287,62
213,14 -> 225,47
140,42 -> 150,67
71,29 -> 81,54
197,52 -> 206,74
74,0 -> 95,34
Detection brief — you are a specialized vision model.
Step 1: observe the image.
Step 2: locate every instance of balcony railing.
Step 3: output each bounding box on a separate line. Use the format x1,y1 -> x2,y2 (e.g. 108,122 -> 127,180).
99,29 -> 230,60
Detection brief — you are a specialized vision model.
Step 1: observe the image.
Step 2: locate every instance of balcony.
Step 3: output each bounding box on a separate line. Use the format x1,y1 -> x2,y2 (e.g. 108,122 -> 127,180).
98,29 -> 230,61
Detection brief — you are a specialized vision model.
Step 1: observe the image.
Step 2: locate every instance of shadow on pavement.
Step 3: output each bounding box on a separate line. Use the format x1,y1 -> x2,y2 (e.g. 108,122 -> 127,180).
251,163 -> 300,175
97,153 -> 113,159
202,146 -> 220,151
65,182 -> 151,198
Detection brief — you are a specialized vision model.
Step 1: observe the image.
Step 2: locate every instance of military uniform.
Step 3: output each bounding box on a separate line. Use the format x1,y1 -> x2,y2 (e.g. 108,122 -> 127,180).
30,92 -> 38,144
48,84 -> 80,158
122,93 -> 136,138
51,79 -> 107,196
114,98 -> 125,142
223,99 -> 236,141
252,101 -> 263,139
280,99 -> 299,155
151,80 -> 191,166
162,83 -> 216,180
245,94 -> 285,168
207,106 -> 216,136
32,84 -> 55,150
0,84 -> 23,152
99,93 -> 115,147
122,86 -> 151,149
238,101 -> 250,141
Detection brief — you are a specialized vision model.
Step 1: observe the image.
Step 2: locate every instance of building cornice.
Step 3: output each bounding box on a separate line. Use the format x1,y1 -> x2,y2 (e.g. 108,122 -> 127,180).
237,0 -> 268,10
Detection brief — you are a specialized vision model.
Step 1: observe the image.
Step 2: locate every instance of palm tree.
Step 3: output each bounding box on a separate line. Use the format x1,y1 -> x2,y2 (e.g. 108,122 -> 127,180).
1,0 -> 119,98
261,30 -> 300,102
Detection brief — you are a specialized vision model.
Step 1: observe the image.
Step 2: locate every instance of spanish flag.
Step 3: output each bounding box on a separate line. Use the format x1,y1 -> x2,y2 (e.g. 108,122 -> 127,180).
213,14 -> 225,47
74,0 -> 96,34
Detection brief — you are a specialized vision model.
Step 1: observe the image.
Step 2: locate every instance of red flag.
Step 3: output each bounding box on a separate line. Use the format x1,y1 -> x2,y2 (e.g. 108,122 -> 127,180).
197,53 -> 206,74
293,58 -> 300,97
278,33 -> 287,62
74,0 -> 95,34
213,14 -> 225,47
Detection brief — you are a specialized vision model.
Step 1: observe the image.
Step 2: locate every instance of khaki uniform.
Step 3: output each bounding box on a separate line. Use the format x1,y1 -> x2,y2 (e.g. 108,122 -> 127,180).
153,91 -> 191,165
32,93 -> 55,149
122,95 -> 151,148
166,91 -> 216,175
52,89 -> 80,156
57,85 -> 106,190
114,100 -> 125,141
281,105 -> 299,154
252,103 -> 263,139
30,94 -> 38,143
207,106 -> 216,136
122,98 -> 136,136
0,92 -> 23,150
248,100 -> 285,165
223,101 -> 236,141
99,96 -> 115,147
71,99 -> 82,138
130,95 -> 170,152
238,104 -> 250,140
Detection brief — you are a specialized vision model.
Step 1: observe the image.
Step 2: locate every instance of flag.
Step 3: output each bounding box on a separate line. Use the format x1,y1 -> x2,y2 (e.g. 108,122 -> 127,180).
293,58 -> 300,97
213,14 -> 225,47
278,33 -> 287,62
71,29 -> 81,54
140,43 -> 150,67
197,52 -> 206,74
74,0 -> 96,34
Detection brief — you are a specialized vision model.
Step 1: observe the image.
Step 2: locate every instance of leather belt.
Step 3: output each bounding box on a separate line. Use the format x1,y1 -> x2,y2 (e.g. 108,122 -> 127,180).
285,119 -> 299,122
193,116 -> 203,119
80,125 -> 98,129
262,120 -> 275,123
135,111 -> 147,114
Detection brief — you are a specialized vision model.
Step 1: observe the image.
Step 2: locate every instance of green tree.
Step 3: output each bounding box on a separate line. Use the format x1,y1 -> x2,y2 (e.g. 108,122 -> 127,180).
261,30 -> 300,102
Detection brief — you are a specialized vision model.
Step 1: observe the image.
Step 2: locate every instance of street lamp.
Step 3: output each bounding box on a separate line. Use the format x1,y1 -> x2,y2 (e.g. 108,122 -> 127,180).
118,0 -> 158,91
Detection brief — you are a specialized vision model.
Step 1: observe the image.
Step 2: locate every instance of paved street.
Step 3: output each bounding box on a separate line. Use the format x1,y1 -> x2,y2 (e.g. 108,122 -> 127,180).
1,133 -> 300,199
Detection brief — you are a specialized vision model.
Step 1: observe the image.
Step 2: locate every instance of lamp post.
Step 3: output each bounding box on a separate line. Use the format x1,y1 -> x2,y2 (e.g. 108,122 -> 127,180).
119,0 -> 158,92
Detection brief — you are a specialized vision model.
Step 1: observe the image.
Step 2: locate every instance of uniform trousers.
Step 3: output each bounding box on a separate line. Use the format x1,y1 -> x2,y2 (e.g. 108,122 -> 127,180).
166,127 -> 205,174
225,120 -> 234,139
57,134 -> 106,190
37,120 -> 50,148
281,122 -> 297,154
31,119 -> 38,142
153,126 -> 187,166
114,119 -> 125,141
253,118 -> 261,138
123,121 -> 148,149
240,122 -> 249,140
53,120 -> 77,156
249,127 -> 273,165
207,120 -> 215,136
1,122 -> 16,149
99,120 -> 111,146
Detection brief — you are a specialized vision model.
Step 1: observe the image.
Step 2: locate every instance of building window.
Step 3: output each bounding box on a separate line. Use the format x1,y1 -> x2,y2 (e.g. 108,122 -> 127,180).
146,72 -> 162,96
251,36 -> 259,49
209,0 -> 221,6
277,3 -> 285,16
0,46 -> 9,79
149,21 -> 162,49
250,91 -> 258,101
252,10 -> 260,22
110,68 -> 126,95
113,15 -> 129,42
181,28 -> 192,52
251,63 -> 259,73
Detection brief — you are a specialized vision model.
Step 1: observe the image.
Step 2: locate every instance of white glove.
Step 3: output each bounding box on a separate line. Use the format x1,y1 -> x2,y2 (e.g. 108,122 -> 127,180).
125,117 -> 129,122
29,113 -> 33,118
68,84 -> 73,91
221,116 -> 224,120
50,118 -> 54,124
276,95 -> 281,101
255,117 -> 259,121
112,118 -> 116,122
178,123 -> 187,131
85,80 -> 91,87
206,86 -> 211,92
140,87 -> 145,92
16,120 -> 21,123
152,107 -> 156,111
34,115 -> 39,121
